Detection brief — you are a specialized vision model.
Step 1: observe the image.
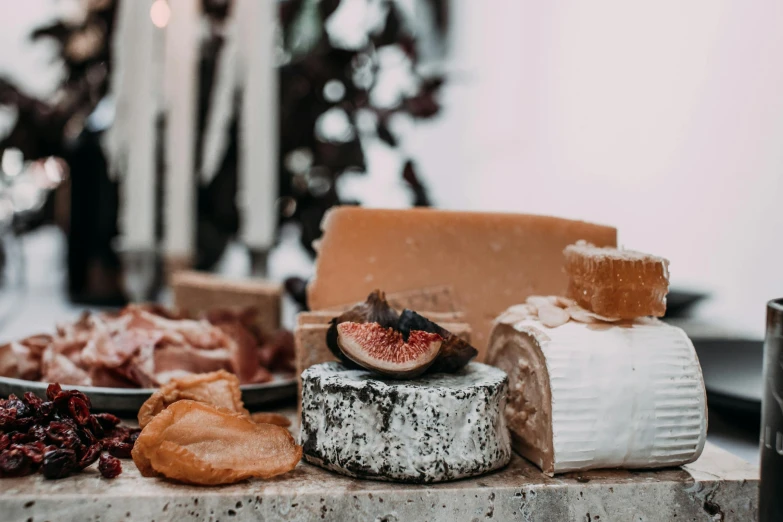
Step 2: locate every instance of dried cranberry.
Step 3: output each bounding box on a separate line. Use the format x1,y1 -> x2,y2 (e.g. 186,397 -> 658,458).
6,396 -> 29,418
98,453 -> 122,479
77,443 -> 101,469
52,390 -> 91,423
0,447 -> 35,477
27,425 -> 47,443
11,432 -> 29,444
42,449 -> 77,479
22,392 -> 43,411
103,425 -> 131,442
0,408 -> 17,430
88,416 -> 105,438
67,397 -> 91,425
46,383 -> 62,402
45,422 -> 81,449
105,440 -> 133,459
37,401 -> 55,419
0,408 -> 33,432
19,442 -> 46,466
92,413 -> 121,431
127,429 -> 141,445
0,433 -> 9,452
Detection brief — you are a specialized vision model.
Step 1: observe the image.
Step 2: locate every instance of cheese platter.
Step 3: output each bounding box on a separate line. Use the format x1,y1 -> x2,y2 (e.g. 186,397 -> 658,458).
0,208 -> 761,521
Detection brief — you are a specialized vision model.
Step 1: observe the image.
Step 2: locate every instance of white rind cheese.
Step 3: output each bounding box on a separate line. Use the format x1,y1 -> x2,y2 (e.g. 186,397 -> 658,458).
487,314 -> 707,476
300,362 -> 511,483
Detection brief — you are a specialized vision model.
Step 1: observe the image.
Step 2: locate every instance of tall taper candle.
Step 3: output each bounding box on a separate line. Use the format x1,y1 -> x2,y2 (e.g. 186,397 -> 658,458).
162,0 -> 200,266
237,0 -> 278,255
117,0 -> 158,251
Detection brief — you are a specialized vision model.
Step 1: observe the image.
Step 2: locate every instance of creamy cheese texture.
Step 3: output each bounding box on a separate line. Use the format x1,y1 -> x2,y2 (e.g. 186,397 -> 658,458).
487,315 -> 707,475
300,362 -> 511,483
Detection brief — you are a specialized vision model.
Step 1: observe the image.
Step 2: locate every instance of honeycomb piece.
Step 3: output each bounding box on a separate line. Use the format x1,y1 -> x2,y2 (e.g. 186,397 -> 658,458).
564,241 -> 669,319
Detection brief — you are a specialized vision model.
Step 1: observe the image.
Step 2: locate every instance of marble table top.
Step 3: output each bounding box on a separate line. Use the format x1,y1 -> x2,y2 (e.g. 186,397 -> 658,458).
0,442 -> 758,522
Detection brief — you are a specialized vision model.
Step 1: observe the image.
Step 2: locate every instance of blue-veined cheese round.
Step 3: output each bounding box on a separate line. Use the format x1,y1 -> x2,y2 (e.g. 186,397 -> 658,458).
300,362 -> 511,483
487,312 -> 708,476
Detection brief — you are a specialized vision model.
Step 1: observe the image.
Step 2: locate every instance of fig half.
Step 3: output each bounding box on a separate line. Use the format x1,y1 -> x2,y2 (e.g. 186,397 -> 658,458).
398,310 -> 478,373
326,290 -> 400,367
336,322 -> 442,378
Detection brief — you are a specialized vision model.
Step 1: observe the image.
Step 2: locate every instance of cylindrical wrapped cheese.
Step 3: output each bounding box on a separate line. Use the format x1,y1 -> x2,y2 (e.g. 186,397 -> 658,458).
487,313 -> 707,476
301,362 -> 511,483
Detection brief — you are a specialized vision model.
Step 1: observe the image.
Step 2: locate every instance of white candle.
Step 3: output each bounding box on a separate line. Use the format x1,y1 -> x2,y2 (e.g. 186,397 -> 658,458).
236,0 -> 278,251
162,0 -> 200,261
114,0 -> 159,251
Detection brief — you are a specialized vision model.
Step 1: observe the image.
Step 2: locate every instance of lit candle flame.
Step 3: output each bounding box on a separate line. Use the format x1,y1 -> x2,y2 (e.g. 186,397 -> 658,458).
150,0 -> 171,28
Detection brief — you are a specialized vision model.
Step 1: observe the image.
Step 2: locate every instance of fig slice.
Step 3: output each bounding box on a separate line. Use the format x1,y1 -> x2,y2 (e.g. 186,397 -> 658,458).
398,310 -> 478,373
336,322 -> 442,378
326,290 -> 400,367
132,400 -> 302,485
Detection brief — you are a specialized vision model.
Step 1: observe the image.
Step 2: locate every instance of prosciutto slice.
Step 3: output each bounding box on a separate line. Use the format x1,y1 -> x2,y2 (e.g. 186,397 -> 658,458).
0,305 -> 292,388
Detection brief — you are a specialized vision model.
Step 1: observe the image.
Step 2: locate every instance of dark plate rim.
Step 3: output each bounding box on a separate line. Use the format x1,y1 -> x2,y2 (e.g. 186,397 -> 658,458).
0,374 -> 296,395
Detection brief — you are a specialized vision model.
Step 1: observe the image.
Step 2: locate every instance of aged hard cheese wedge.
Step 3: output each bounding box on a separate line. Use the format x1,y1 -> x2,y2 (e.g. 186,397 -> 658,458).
301,362 -> 511,483
487,312 -> 707,476
307,207 -> 616,358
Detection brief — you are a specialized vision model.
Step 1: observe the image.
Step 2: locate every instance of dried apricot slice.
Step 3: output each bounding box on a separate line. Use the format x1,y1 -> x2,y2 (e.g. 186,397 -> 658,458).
138,370 -> 248,428
250,412 -> 292,428
132,400 -> 302,485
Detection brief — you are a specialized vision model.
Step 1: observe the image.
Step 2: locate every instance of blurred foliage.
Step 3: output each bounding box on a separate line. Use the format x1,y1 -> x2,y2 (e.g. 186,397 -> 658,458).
275,0 -> 449,255
0,0 -> 449,303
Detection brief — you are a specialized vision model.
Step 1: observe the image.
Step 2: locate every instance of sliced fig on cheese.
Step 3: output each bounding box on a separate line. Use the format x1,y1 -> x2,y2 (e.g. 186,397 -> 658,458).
335,322 -> 442,379
398,310 -> 478,373
326,290 -> 400,366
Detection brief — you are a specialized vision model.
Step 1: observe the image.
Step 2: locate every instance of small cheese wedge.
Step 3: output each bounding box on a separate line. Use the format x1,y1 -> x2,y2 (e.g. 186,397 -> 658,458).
172,271 -> 281,338
307,207 -> 617,359
487,310 -> 707,476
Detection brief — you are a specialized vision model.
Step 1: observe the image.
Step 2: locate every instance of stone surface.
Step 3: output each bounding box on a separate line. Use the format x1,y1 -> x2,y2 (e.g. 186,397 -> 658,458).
0,442 -> 757,522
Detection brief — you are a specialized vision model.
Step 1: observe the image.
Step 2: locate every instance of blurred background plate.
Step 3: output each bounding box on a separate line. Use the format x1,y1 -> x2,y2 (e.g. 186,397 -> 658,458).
0,374 -> 296,415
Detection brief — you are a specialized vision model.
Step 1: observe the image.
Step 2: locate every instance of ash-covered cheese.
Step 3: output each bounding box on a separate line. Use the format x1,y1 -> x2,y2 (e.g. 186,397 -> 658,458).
300,362 -> 511,483
487,313 -> 708,476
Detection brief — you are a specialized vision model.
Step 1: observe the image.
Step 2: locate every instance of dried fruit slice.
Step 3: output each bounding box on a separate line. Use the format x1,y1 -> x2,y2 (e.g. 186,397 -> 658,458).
250,412 -> 292,428
336,322 -> 442,378
564,241 -> 669,319
138,370 -> 248,428
132,400 -> 302,485
397,310 -> 477,373
326,290 -> 400,366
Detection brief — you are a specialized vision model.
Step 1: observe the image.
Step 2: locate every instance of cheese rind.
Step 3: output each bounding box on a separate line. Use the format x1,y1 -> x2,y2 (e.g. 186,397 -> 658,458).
300,362 -> 511,483
307,207 -> 617,359
487,314 -> 707,475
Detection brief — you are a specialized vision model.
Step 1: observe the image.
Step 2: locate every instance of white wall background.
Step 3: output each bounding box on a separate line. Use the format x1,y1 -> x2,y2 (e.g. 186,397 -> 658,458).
399,1 -> 783,337
2,1 -> 782,337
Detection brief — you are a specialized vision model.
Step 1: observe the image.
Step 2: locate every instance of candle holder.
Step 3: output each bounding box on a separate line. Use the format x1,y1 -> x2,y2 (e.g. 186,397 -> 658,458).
120,248 -> 159,303
249,249 -> 270,278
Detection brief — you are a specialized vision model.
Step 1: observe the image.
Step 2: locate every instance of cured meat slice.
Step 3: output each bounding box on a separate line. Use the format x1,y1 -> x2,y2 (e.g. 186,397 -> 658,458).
153,345 -> 232,376
138,370 -> 249,428
132,400 -> 302,485
41,348 -> 91,386
486,309 -> 707,475
300,362 -> 511,483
